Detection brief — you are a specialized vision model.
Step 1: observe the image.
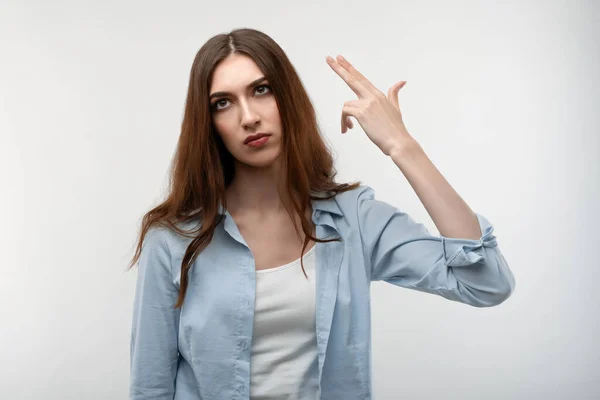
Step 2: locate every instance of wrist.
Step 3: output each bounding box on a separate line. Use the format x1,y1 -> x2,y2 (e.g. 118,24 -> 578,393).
387,138 -> 423,159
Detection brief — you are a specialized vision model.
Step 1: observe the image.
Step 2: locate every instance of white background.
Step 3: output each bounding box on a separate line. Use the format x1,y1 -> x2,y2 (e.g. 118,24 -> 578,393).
1,0 -> 599,398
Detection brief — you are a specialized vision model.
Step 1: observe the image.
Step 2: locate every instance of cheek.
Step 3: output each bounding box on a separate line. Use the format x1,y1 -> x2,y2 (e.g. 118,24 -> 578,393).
213,118 -> 236,144
266,100 -> 282,123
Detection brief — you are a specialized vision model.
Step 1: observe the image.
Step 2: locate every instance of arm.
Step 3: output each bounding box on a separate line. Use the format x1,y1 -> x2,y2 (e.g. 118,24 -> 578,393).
324,54 -> 514,306
389,140 -> 482,240
130,228 -> 180,399
358,186 -> 516,307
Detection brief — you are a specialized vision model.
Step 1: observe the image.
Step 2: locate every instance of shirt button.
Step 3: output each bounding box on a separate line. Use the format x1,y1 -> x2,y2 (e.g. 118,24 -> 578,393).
240,340 -> 247,350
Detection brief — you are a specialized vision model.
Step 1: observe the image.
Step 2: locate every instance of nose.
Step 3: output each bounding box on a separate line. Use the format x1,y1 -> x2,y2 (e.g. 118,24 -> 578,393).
239,99 -> 261,130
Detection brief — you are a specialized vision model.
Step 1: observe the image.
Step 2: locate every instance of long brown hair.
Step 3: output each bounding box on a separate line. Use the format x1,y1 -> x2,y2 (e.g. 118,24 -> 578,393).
128,28 -> 361,309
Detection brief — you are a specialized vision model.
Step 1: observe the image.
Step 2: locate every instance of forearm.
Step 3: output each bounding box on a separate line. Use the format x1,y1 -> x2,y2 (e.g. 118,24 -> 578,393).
389,140 -> 482,240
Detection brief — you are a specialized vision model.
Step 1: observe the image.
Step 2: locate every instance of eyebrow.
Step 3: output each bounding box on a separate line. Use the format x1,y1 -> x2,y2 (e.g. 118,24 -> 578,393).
209,76 -> 268,101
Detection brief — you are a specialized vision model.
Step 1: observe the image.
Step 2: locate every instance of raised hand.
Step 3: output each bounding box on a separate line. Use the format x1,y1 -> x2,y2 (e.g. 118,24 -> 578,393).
326,55 -> 415,156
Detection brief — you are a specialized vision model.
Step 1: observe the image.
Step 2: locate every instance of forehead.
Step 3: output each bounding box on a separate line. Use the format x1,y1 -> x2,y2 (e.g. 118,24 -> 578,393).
210,54 -> 264,92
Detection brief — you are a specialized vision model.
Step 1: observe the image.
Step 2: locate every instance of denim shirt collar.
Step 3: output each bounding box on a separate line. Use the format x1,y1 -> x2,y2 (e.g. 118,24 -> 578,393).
215,191 -> 344,223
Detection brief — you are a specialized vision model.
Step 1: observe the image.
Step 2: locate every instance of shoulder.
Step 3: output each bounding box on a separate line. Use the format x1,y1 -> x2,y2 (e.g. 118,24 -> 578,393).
141,222 -> 197,262
331,184 -> 373,210
139,224 -> 197,284
331,185 -> 408,242
332,184 -> 394,216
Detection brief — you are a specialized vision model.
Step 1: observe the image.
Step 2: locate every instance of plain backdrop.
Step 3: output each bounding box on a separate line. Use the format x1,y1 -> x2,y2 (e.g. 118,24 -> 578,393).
1,0 -> 599,399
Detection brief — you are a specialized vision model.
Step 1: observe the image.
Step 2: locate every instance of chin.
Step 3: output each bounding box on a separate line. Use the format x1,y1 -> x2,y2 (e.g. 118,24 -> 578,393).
235,148 -> 282,169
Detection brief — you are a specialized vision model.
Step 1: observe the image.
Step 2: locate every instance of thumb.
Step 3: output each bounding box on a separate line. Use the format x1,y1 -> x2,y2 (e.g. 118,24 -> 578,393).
388,81 -> 406,110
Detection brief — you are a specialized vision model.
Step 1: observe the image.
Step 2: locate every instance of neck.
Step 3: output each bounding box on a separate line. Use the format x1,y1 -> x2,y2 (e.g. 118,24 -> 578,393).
226,158 -> 292,218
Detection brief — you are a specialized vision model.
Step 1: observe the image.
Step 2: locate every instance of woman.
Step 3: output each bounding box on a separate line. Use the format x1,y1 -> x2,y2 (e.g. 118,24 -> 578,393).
128,28 -> 516,400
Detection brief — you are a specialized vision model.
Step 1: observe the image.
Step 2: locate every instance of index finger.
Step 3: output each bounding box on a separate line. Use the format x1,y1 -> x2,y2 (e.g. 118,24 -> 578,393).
326,55 -> 371,98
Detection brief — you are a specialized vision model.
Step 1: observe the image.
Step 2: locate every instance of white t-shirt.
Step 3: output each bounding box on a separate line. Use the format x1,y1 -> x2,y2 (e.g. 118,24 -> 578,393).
250,244 -> 319,400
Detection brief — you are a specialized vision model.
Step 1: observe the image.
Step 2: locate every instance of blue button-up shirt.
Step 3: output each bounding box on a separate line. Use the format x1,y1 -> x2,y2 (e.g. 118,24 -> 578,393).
130,184 -> 516,399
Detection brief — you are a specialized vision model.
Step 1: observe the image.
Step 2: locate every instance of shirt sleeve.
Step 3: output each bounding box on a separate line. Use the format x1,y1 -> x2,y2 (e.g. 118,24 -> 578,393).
357,186 -> 516,307
130,228 -> 180,400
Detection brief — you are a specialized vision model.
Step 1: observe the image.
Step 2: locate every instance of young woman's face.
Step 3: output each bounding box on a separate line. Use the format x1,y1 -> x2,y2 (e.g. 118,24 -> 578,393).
209,53 -> 282,169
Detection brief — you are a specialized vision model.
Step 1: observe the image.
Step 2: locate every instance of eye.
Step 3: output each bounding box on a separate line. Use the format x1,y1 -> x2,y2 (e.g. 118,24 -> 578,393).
212,99 -> 229,111
211,84 -> 272,112
255,84 -> 271,95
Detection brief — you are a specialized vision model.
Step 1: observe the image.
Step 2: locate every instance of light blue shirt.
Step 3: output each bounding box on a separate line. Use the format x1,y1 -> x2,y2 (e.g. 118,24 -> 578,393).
130,184 -> 516,399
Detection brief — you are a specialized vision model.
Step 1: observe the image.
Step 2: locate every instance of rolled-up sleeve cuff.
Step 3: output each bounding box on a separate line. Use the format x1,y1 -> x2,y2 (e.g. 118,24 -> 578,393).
441,213 -> 498,267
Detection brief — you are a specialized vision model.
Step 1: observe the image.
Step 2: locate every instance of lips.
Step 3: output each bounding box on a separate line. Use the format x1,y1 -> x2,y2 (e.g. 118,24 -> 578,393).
244,133 -> 271,144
